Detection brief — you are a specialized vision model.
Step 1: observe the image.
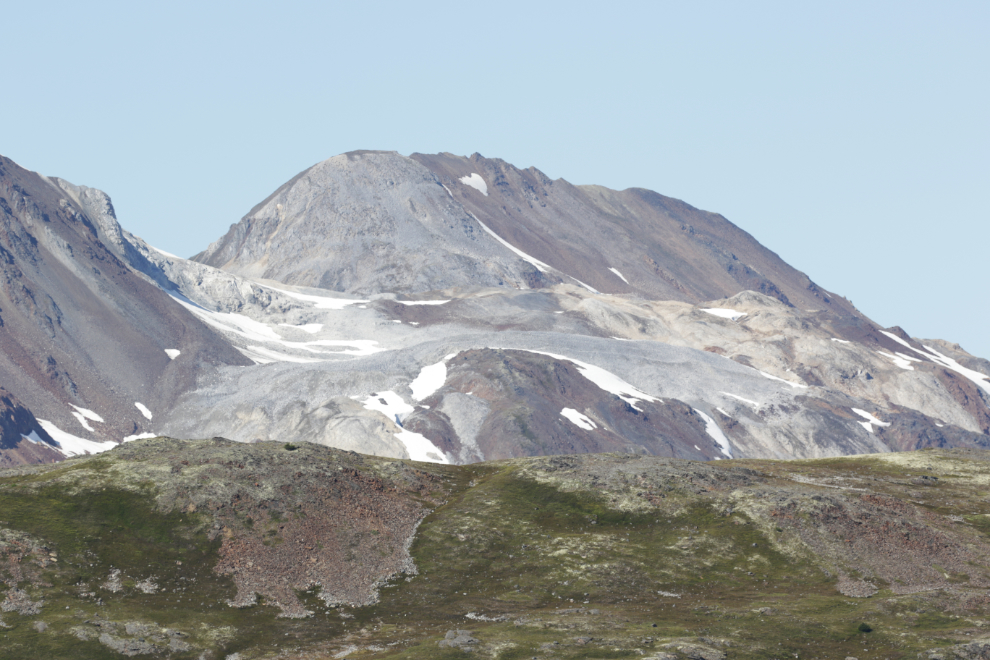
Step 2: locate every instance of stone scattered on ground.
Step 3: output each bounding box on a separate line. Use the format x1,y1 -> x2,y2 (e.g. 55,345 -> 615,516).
439,629 -> 479,650
101,569 -> 124,593
837,575 -> 879,598
1,587 -> 43,615
921,640 -> 990,660
134,577 -> 158,594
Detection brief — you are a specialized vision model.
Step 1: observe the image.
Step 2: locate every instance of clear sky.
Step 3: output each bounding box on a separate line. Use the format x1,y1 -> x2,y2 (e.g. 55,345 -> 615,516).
5,1 -> 988,358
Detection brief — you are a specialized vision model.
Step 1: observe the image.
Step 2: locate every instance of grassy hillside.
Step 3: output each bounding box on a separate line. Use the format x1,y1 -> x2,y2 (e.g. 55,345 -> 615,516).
2,439 -> 990,659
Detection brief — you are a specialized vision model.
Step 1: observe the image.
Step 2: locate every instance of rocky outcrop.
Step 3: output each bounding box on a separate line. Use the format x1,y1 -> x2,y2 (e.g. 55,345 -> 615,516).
0,387 -> 61,466
0,155 -> 249,463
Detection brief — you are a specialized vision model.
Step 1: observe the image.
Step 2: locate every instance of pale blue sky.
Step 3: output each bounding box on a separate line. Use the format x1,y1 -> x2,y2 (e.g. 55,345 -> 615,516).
5,1 -> 988,358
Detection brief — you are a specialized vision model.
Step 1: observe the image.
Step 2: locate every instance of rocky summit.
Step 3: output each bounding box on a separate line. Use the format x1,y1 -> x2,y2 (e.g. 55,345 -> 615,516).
0,148 -> 988,657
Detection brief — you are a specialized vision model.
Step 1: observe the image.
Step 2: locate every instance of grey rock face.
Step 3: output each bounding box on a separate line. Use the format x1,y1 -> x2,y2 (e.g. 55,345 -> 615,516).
0,155 -> 249,464
194,151 -> 557,294
0,386 -> 62,466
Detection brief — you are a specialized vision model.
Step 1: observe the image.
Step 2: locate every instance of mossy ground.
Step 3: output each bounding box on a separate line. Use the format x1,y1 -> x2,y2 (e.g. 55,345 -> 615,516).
2,445 -> 990,658
326,466 -> 903,660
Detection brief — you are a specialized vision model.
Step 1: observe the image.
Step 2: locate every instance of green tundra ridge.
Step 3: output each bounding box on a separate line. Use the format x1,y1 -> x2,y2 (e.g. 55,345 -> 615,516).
1,437 -> 990,659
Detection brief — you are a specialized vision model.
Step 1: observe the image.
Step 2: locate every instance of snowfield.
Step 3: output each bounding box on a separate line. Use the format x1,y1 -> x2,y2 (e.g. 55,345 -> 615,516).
519,349 -> 659,411
694,409 -> 732,458
459,173 -> 488,196
701,308 -> 746,321
608,267 -> 629,284
560,408 -> 597,430
37,420 -> 117,457
410,360 -> 448,401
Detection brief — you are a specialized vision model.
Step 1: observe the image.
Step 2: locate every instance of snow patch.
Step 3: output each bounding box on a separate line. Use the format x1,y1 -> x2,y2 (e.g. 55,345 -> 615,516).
560,408 -> 597,430
519,350 -> 659,411
279,323 -> 323,334
701,308 -> 746,322
468,212 -> 552,273
70,405 -> 104,432
265,339 -> 385,360
877,330 -> 990,392
123,432 -> 157,442
394,299 -> 450,306
608,267 -> 629,284
830,338 -> 851,344
852,408 -> 891,433
263,285 -> 369,310
240,346 -> 325,364
164,349 -> 181,359
151,245 -> 181,259
71,413 -> 94,432
70,405 -> 104,423
759,370 -> 809,389
459,173 -> 488,196
359,390 -> 448,463
694,409 -> 732,458
568,276 -> 600,294
134,402 -> 153,420
880,331 -> 916,351
918,345 -> 990,394
716,407 -> 730,417
394,430 -> 449,464
37,420 -> 117,457
361,391 -> 415,425
171,297 -> 284,342
410,361 -> 447,402
171,288 -> 387,364
720,392 -> 760,407
877,351 -> 914,371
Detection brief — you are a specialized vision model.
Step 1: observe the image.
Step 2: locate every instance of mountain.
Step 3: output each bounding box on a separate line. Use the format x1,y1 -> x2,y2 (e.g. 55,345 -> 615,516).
0,150 -> 988,468
0,156 -> 249,463
2,437 -> 990,659
193,151 -> 856,316
176,151 -> 988,462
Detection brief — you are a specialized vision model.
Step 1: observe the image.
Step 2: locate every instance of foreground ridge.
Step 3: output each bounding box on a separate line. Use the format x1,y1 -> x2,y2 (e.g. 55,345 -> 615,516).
2,438 -> 990,658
